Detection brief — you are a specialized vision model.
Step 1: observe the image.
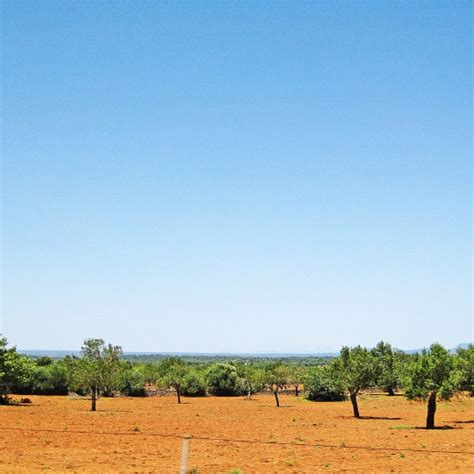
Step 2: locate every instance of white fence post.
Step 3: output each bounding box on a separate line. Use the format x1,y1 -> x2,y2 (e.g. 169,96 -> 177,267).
180,434 -> 191,474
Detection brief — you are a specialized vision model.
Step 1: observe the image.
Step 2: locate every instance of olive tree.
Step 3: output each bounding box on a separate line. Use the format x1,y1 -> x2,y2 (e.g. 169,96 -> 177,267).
288,366 -> 306,397
371,341 -> 398,395
265,362 -> 290,407
235,362 -> 265,399
77,339 -> 122,411
332,346 -> 376,418
160,357 -> 188,403
403,344 -> 461,429
0,336 -> 33,404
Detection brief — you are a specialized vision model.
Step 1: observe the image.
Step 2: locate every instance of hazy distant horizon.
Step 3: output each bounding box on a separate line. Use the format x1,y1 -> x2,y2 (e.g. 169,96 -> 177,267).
16,342 -> 473,358
2,1 -> 472,352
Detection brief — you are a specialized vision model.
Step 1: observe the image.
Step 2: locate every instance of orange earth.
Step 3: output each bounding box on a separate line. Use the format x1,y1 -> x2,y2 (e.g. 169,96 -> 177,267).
1,393 -> 473,473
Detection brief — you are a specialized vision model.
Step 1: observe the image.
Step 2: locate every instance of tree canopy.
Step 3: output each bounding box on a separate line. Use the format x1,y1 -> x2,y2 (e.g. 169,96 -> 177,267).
403,343 -> 461,428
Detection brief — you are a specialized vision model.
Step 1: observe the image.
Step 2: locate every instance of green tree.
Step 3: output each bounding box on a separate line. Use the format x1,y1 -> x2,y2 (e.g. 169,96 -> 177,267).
371,341 -> 398,395
288,366 -> 306,397
205,363 -> 242,396
235,362 -> 265,398
456,344 -> 474,396
403,343 -> 461,429
31,362 -> 69,395
181,369 -> 207,397
77,339 -> 122,411
332,346 -> 376,418
161,357 -> 188,403
35,356 -> 54,367
142,362 -> 160,386
118,363 -> 147,397
0,336 -> 33,404
265,362 -> 290,407
304,365 -> 346,402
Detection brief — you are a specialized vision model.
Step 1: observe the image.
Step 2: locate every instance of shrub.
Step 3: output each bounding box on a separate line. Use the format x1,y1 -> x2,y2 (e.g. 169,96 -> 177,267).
1,337 -> 34,402
304,365 -> 346,402
35,356 -> 54,367
30,363 -> 69,395
205,363 -> 241,396
456,344 -> 474,396
118,366 -> 146,397
181,371 -> 207,397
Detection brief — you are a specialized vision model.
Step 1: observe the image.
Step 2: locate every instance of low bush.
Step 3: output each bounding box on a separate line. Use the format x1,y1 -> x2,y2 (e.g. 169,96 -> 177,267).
205,363 -> 242,396
118,366 -> 147,397
304,365 -> 346,402
181,370 -> 207,397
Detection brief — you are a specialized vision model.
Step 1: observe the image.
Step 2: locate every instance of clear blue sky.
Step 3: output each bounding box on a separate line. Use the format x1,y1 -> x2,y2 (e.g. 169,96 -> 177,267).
1,1 -> 472,352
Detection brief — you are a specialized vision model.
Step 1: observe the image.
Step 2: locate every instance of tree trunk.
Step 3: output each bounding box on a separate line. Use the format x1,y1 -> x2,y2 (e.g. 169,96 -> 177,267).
91,385 -> 97,412
176,388 -> 181,404
274,389 -> 280,407
295,384 -> 299,397
387,386 -> 395,396
426,391 -> 436,429
350,392 -> 360,418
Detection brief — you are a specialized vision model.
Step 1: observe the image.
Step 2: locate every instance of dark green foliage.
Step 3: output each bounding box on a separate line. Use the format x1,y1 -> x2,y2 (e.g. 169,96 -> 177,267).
403,344 -> 461,401
234,362 -> 266,397
371,341 -> 398,395
332,346 -> 376,417
205,363 -> 242,396
118,364 -> 146,397
0,336 -> 34,403
160,357 -> 189,403
181,370 -> 207,397
30,362 -> 69,395
264,362 -> 290,406
403,343 -> 461,428
142,363 -> 160,385
456,344 -> 474,395
76,339 -> 123,410
35,356 -> 54,367
304,365 -> 346,402
334,346 -> 376,393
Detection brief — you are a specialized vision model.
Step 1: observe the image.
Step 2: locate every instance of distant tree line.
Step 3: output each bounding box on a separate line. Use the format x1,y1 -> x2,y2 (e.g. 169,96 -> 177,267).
1,336 -> 473,429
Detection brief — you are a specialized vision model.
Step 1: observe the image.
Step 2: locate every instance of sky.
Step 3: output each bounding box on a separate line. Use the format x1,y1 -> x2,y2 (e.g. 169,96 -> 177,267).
1,1 -> 472,353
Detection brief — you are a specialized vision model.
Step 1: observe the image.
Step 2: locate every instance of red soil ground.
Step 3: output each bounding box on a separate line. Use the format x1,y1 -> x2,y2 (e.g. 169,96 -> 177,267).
1,393 -> 473,473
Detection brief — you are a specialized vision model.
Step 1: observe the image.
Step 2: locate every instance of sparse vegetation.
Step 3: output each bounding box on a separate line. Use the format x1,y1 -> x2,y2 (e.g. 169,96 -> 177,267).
2,336 -> 470,435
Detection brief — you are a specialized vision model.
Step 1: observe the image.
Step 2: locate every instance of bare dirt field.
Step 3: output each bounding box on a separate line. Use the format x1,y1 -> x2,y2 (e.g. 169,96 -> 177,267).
1,393 -> 473,473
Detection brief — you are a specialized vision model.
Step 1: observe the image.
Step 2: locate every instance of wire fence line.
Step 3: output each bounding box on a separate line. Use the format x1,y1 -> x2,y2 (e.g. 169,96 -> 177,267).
2,426 -> 474,456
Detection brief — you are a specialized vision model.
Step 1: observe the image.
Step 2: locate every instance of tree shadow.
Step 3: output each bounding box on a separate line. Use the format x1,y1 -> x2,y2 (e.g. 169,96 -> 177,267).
359,416 -> 402,421
415,425 -> 458,430
448,420 -> 474,424
78,408 -> 133,413
336,415 -> 401,420
0,403 -> 32,408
